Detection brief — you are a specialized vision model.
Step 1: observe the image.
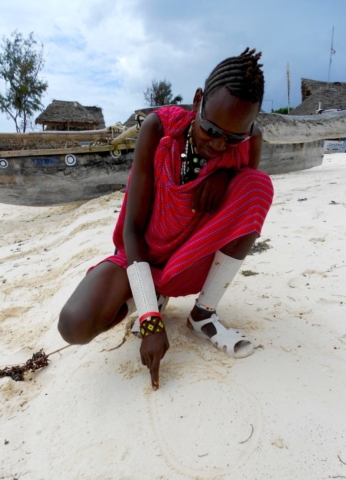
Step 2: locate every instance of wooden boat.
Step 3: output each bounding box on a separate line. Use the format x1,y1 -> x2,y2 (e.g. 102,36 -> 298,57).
0,118 -> 142,206
1,109 -> 345,206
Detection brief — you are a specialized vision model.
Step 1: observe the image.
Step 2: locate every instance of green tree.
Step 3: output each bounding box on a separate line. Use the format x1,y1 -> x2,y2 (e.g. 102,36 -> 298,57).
0,31 -> 48,132
271,107 -> 292,114
143,79 -> 183,107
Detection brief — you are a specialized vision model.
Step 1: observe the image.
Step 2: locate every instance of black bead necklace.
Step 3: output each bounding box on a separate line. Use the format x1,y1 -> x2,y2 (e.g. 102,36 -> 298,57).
180,120 -> 208,185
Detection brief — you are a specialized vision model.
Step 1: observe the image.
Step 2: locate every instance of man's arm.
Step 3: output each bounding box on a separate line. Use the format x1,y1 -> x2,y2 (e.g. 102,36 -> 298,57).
123,113 -> 163,265
248,124 -> 262,169
123,113 -> 168,392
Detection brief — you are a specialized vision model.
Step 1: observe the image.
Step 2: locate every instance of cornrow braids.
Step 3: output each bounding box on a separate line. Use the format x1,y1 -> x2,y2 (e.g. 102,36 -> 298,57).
204,48 -> 264,107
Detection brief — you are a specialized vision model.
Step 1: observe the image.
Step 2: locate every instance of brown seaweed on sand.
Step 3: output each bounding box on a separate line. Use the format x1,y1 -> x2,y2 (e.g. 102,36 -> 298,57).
0,346 -> 71,382
0,349 -> 49,381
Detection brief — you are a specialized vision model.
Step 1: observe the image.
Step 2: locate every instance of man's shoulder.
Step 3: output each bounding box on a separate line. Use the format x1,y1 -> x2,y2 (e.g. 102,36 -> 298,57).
155,106 -> 196,137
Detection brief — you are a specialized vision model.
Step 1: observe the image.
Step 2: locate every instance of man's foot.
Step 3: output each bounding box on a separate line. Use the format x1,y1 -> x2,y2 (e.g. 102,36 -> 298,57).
187,307 -> 254,358
187,304 -> 217,337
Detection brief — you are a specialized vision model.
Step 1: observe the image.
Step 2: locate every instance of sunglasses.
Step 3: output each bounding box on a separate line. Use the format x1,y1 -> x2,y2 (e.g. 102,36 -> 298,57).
198,97 -> 253,145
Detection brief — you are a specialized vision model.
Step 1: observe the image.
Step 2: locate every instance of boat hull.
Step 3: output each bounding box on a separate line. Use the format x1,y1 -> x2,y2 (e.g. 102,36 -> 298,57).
261,140 -> 324,175
0,152 -> 132,206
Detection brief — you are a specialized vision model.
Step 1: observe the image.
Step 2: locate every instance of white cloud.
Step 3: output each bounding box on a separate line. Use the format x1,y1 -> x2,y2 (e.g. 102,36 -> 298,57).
0,0 -> 346,131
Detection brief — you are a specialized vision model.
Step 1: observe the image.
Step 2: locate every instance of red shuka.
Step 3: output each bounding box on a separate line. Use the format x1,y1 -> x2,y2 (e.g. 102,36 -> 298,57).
95,106 -> 274,297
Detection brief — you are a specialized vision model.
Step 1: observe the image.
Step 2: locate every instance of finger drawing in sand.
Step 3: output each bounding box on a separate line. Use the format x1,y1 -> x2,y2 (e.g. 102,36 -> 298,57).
58,48 -> 274,390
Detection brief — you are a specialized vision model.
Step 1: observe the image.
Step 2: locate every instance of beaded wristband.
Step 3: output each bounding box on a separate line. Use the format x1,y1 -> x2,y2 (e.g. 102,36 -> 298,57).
140,316 -> 166,338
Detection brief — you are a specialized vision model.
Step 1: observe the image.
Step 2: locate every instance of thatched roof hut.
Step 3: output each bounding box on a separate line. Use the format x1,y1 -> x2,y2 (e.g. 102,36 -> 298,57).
35,100 -> 105,131
84,106 -> 106,129
289,79 -> 346,115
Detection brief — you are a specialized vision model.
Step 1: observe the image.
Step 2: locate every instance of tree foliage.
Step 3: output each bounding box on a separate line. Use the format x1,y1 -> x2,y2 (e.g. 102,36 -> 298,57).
143,79 -> 183,107
271,107 -> 291,115
0,31 -> 48,132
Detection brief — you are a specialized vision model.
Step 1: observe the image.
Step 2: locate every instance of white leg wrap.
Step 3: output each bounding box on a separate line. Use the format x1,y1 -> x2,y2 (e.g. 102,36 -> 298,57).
127,262 -> 160,322
197,251 -> 244,311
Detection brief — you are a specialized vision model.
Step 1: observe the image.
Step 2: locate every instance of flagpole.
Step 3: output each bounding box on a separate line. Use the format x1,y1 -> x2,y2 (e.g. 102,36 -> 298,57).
328,26 -> 335,82
286,62 -> 290,113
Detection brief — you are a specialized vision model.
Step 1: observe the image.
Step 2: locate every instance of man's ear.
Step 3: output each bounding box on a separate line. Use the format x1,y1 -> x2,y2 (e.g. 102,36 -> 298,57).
192,88 -> 203,110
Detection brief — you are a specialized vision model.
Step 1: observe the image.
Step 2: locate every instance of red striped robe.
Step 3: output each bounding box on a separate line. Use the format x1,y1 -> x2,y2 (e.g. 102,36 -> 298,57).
96,106 -> 273,297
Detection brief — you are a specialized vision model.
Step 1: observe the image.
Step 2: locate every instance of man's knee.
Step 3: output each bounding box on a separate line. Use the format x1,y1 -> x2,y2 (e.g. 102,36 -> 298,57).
58,305 -> 94,345
231,168 -> 274,206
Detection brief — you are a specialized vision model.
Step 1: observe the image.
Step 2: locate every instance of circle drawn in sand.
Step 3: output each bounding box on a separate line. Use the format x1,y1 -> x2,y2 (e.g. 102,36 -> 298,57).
148,378 -> 262,478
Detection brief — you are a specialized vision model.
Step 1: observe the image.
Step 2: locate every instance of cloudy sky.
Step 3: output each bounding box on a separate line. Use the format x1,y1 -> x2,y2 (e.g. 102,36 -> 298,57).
0,0 -> 345,132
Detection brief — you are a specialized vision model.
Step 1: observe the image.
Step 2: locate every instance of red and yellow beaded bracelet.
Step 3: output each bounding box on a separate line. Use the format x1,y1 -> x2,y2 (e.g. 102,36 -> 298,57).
140,316 -> 166,338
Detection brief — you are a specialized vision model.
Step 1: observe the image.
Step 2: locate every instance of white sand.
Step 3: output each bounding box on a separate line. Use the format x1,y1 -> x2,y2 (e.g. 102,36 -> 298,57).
1,154 -> 346,480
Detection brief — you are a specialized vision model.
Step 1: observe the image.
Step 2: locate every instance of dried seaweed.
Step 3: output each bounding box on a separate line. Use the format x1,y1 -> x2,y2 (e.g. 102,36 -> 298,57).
241,270 -> 259,277
0,349 -> 49,381
249,239 -> 271,255
239,424 -> 254,444
0,345 -> 71,382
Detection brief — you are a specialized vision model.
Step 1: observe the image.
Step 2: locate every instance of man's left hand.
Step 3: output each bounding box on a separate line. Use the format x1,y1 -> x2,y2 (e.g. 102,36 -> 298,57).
191,169 -> 236,213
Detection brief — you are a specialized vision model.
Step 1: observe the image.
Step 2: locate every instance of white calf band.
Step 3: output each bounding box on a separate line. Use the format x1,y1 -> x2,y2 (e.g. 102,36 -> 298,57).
197,251 -> 244,311
127,261 -> 160,323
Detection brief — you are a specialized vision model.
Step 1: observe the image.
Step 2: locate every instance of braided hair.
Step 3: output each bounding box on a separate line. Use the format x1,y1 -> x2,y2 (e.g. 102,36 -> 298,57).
204,48 -> 264,107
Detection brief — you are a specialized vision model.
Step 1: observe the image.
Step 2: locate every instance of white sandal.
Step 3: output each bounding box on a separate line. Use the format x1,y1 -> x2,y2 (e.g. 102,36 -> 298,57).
188,313 -> 254,358
130,294 -> 169,337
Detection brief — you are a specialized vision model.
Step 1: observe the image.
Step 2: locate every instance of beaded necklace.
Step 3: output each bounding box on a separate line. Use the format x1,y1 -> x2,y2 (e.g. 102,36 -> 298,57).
180,120 -> 208,185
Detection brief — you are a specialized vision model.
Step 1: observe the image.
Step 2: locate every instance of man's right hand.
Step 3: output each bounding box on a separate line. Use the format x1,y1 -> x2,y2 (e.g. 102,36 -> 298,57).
140,332 -> 170,391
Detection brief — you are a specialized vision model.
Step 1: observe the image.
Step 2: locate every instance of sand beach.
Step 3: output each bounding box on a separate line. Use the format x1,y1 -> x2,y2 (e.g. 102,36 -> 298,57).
1,154 -> 346,480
